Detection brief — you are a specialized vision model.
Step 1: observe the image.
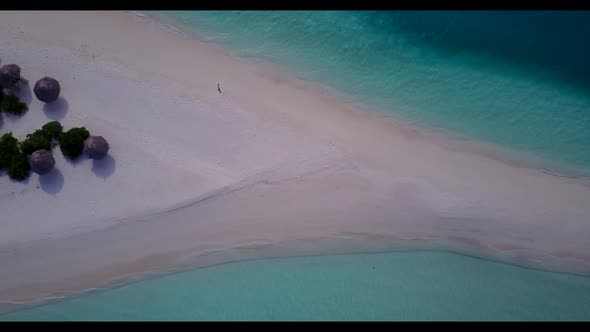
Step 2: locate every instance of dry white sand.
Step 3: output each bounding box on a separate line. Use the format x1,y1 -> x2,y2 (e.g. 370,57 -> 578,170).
1,11 -> 590,306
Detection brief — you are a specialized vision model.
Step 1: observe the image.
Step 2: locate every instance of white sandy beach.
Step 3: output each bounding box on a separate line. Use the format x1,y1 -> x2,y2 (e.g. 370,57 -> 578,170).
1,11 -> 590,306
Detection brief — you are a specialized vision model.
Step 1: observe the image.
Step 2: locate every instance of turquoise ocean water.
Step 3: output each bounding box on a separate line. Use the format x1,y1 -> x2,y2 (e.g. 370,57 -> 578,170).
3,251 -> 590,321
155,11 -> 590,176
3,11 -> 590,320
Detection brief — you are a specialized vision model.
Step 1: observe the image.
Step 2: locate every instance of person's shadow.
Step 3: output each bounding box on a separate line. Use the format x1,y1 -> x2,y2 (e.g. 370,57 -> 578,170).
91,155 -> 116,179
39,168 -> 65,194
43,97 -> 69,120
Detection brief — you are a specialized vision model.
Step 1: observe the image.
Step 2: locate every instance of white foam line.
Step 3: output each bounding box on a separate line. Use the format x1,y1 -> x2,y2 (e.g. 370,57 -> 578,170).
542,168 -> 589,179
401,237 -> 441,241
200,248 -> 228,254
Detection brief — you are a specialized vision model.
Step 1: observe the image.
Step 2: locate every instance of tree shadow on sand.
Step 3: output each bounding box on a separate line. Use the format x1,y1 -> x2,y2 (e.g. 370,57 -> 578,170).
14,79 -> 33,105
1,80 -> 31,124
3,112 -> 27,123
2,79 -> 33,124
43,97 -> 69,120
63,152 -> 90,167
39,168 -> 64,194
8,174 -> 30,185
91,155 -> 116,179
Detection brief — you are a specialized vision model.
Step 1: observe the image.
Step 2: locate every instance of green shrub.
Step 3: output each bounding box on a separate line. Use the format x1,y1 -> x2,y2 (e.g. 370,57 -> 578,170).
20,129 -> 51,155
41,121 -> 63,140
7,152 -> 30,181
0,94 -> 28,116
59,127 -> 90,160
0,132 -> 20,170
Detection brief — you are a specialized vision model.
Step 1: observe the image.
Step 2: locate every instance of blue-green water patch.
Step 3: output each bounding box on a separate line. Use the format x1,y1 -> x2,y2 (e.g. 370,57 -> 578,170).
151,11 -> 590,175
2,250 -> 590,321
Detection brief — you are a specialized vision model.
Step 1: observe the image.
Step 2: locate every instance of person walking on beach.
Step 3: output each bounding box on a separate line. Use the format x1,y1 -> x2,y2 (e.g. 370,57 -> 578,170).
217,83 -> 222,94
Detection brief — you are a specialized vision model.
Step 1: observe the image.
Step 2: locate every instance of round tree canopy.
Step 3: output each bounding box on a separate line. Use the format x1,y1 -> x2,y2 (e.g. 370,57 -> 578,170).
84,136 -> 110,160
30,149 -> 55,175
0,64 -> 21,89
33,77 -> 61,103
